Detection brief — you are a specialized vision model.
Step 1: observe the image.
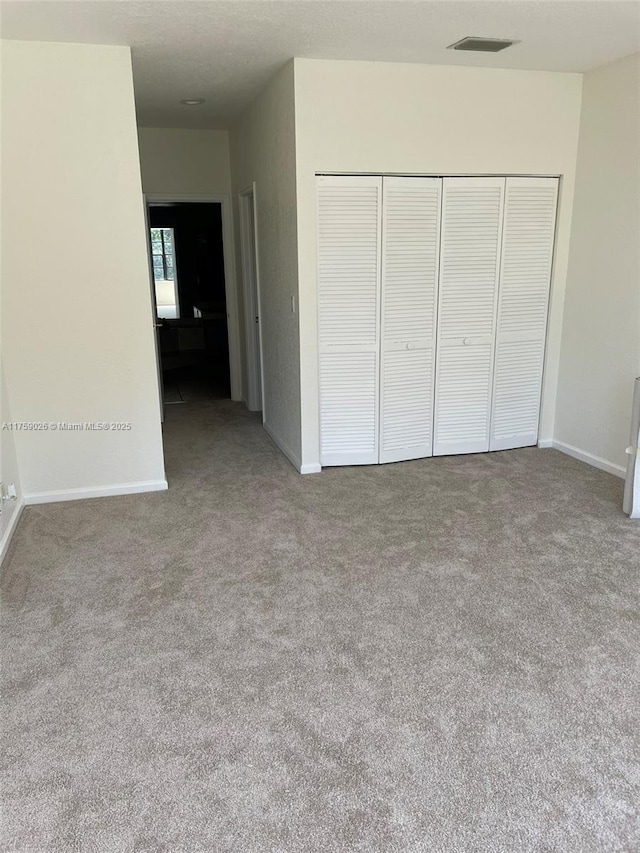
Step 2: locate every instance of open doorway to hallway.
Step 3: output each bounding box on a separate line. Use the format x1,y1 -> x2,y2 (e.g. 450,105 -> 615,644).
148,201 -> 230,404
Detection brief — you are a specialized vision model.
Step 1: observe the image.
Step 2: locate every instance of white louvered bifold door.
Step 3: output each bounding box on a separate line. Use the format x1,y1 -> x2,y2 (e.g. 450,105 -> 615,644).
433,177 -> 505,456
489,178 -> 558,450
318,175 -> 382,466
379,177 -> 442,463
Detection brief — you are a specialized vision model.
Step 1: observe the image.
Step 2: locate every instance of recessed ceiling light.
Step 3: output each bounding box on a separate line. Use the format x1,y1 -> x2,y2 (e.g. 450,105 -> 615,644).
447,37 -> 519,53
180,98 -> 205,105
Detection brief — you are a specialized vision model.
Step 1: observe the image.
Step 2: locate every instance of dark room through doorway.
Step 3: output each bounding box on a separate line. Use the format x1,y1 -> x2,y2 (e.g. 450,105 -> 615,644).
148,201 -> 230,406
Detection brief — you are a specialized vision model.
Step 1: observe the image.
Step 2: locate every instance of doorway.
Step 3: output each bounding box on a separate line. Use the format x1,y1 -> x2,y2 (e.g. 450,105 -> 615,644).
147,201 -> 232,405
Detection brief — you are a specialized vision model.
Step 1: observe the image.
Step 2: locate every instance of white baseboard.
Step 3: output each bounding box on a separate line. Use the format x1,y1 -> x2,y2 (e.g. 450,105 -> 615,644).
262,424 -> 322,475
263,422 -> 303,473
300,462 -> 322,474
24,479 -> 169,506
263,423 -> 321,474
0,497 -> 25,565
539,439 -> 625,479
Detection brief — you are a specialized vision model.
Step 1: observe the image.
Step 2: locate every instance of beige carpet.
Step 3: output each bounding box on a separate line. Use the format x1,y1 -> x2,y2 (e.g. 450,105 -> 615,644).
2,400 -> 639,852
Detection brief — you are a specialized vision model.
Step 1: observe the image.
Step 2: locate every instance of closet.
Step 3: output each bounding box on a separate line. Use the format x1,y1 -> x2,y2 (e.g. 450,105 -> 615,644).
317,174 -> 559,467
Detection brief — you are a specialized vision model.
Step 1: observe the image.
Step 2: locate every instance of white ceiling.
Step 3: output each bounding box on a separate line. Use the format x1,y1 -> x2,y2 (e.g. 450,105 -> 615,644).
2,0 -> 639,129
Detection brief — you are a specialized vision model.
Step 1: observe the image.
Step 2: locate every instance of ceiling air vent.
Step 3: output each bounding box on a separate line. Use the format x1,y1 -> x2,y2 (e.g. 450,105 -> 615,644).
447,37 -> 519,53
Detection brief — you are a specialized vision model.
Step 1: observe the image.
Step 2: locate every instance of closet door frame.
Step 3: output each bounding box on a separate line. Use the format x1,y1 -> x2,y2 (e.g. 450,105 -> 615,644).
315,172 -> 560,469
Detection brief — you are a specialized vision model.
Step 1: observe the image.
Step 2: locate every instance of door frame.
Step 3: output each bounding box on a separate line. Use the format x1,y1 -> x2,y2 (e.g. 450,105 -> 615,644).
238,184 -> 264,416
144,193 -> 242,402
142,196 -> 164,422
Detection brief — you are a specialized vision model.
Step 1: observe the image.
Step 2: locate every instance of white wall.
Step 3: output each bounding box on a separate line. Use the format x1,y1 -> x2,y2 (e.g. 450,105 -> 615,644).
555,53 -> 640,475
1,40 -> 166,501
294,59 -> 584,469
229,62 -> 303,468
137,127 -> 231,195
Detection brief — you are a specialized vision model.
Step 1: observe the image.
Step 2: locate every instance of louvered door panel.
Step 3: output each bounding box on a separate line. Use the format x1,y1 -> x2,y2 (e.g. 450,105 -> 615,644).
434,177 -> 505,456
320,352 -> 378,457
492,339 -> 545,441
379,177 -> 441,462
381,349 -> 433,457
318,176 -> 382,465
490,177 -> 558,450
435,345 -> 494,443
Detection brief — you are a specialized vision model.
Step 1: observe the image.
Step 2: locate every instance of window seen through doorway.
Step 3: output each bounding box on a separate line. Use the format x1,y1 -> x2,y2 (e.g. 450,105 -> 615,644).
150,227 -> 179,319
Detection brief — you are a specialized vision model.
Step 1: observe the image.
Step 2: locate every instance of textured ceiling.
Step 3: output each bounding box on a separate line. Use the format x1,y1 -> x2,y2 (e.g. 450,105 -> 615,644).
2,0 -> 639,129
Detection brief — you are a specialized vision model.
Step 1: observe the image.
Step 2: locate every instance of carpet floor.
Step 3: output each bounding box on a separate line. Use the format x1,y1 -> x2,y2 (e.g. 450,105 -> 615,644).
2,400 -> 639,852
